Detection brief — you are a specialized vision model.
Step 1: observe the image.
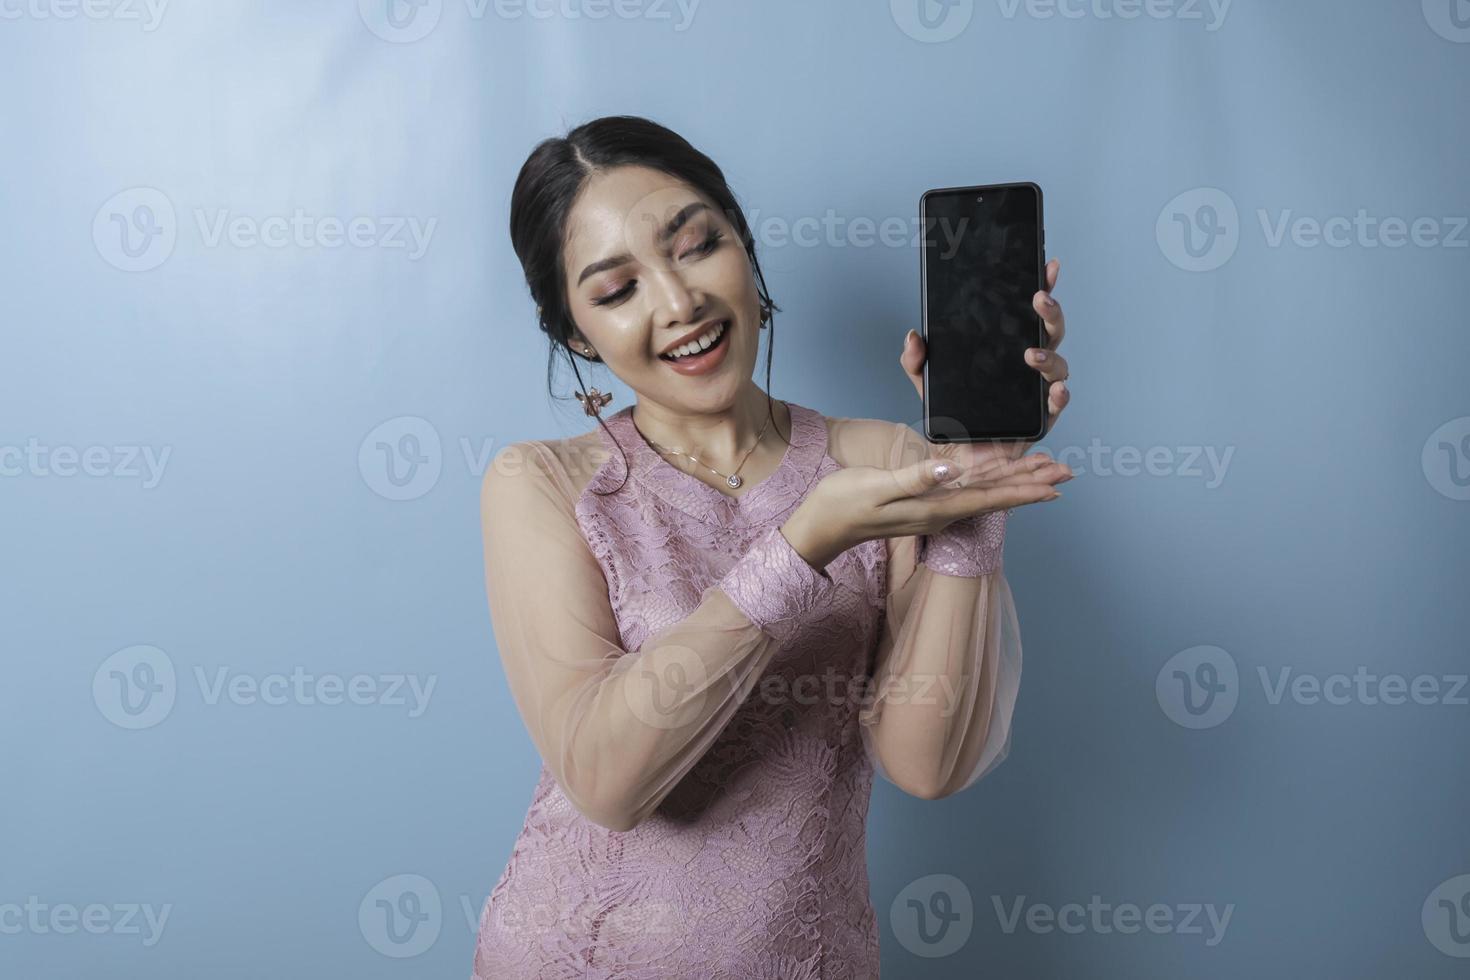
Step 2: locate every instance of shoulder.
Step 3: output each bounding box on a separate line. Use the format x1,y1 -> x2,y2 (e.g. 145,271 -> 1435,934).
481,428 -> 615,509
822,413 -> 927,471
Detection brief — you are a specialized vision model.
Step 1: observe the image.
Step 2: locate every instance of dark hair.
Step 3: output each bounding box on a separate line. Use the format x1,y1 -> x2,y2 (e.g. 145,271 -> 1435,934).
507,114 -> 785,495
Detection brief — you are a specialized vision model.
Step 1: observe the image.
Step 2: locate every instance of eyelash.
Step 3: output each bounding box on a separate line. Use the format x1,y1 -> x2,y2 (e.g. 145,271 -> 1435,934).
591,230 -> 725,307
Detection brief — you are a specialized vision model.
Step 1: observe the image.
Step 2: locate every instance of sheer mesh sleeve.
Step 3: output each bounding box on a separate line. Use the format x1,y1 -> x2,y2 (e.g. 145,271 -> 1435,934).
839,420 -> 1024,799
480,440 -> 839,832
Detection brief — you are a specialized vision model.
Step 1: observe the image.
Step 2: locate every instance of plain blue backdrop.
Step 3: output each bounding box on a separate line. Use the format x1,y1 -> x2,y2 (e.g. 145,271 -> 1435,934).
3,1 -> 1467,977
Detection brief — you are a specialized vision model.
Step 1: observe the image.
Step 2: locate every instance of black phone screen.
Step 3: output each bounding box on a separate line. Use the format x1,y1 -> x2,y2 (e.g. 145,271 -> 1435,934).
921,182 -> 1046,441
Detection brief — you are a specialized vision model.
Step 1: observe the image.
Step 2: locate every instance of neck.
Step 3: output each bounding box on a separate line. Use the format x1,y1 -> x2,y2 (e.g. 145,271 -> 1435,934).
631,385 -> 784,471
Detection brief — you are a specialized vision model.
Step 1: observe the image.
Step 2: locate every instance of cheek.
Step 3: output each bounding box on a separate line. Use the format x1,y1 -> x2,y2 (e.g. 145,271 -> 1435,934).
597,319 -> 654,364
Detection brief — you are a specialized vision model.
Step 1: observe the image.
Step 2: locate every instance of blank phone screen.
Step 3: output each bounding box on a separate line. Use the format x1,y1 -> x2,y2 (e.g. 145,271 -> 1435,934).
922,184 -> 1044,441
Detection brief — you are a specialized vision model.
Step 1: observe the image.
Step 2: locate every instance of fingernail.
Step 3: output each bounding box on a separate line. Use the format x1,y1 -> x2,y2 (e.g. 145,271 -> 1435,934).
1032,350 -> 1048,362
932,462 -> 951,481
1045,295 -> 1057,308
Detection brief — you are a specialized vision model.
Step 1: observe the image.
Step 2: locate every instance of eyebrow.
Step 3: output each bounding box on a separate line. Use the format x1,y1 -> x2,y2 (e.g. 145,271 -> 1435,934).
576,201 -> 711,287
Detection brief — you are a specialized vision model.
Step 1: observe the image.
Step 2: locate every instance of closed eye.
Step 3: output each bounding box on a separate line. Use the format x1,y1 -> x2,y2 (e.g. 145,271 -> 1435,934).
590,230 -> 725,307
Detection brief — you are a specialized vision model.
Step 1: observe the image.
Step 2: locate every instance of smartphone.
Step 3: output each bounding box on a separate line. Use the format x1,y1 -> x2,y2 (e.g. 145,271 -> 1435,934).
920,182 -> 1047,442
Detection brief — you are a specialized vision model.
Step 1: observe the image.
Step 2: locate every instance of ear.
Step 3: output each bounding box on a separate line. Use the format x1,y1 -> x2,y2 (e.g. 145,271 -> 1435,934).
569,332 -> 598,359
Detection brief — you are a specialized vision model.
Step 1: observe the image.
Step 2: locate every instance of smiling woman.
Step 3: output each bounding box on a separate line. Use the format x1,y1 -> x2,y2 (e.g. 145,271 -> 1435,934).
474,114 -> 1072,979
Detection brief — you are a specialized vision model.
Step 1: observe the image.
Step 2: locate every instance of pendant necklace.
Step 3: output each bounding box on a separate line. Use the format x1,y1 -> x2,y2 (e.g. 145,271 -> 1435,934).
643,408 -> 775,490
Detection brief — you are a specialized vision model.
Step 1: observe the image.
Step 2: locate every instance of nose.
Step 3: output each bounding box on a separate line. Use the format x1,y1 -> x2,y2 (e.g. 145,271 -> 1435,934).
648,268 -> 705,329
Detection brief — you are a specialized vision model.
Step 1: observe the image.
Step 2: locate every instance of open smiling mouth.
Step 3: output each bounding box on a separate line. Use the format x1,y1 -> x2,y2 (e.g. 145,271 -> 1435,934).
658,319 -> 730,364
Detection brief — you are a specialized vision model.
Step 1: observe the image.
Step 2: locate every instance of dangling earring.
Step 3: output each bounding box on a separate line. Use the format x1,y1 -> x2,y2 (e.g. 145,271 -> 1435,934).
571,337 -> 610,415
759,300 -> 771,329
576,388 -> 613,416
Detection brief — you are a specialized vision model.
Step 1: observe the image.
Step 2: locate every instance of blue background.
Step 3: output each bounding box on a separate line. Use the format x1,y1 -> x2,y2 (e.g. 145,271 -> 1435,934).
3,1 -> 1467,977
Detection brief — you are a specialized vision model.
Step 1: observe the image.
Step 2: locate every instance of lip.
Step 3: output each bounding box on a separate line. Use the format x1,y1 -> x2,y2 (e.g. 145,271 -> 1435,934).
660,318 -> 732,376
658,319 -> 728,357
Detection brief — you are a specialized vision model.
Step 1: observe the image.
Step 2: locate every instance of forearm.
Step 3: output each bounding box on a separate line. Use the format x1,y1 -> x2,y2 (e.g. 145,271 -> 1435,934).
871,571 -> 996,797
867,511 -> 1014,798
555,590 -> 784,830
546,523 -> 840,830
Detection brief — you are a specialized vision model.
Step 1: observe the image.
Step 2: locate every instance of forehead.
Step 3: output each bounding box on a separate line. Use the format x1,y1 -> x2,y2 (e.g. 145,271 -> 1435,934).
564,166 -> 713,264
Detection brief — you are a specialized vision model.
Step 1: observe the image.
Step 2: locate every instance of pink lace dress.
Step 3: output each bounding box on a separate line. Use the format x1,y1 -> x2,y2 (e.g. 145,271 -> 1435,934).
473,400 -> 1020,979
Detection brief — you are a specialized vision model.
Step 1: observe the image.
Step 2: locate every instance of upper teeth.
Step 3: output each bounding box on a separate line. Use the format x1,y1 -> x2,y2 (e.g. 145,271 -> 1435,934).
665,321 -> 725,359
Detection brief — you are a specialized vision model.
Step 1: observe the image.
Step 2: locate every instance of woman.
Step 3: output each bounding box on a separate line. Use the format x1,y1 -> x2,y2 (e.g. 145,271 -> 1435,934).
474,115 -> 1073,979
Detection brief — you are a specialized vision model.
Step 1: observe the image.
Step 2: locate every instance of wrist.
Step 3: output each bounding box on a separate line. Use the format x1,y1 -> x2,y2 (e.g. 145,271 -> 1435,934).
921,509 -> 1009,577
780,501 -> 848,573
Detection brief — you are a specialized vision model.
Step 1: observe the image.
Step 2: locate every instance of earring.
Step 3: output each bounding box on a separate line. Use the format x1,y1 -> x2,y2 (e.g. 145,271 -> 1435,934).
575,388 -> 613,417
759,301 -> 771,329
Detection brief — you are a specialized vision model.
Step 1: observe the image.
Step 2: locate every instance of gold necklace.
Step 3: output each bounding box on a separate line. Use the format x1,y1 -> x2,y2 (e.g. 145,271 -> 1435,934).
643,407 -> 776,490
